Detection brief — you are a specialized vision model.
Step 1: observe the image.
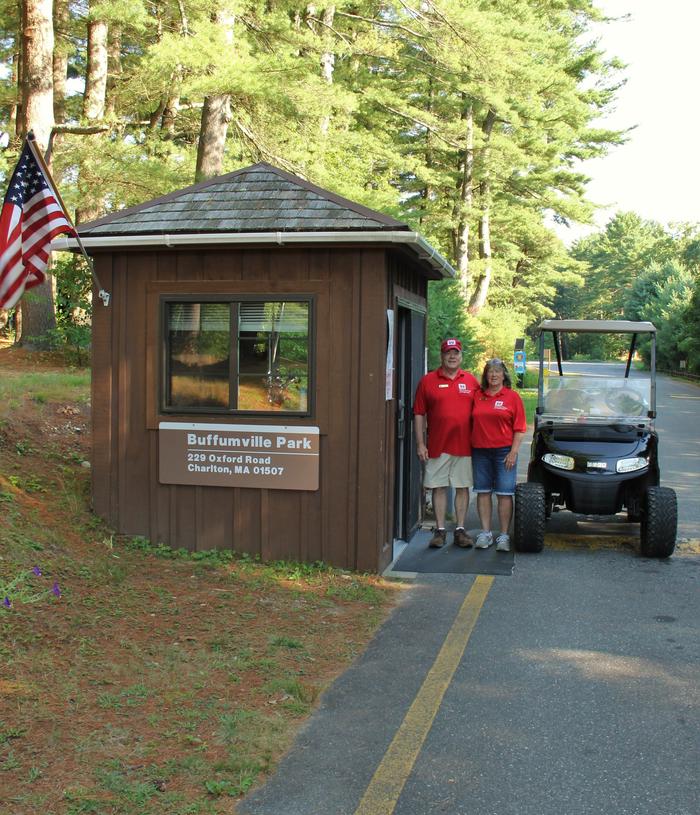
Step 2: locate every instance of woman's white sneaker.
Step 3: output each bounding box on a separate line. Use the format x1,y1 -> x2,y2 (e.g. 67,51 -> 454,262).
495,533 -> 511,552
475,531 -> 493,549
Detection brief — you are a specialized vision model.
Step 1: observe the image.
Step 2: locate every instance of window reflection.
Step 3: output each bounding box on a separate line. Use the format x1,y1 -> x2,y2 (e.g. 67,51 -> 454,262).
168,303 -> 230,408
165,300 -> 310,413
238,302 -> 309,412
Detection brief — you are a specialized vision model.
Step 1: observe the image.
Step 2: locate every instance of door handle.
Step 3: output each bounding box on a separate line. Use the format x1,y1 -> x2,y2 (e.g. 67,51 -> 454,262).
397,399 -> 405,440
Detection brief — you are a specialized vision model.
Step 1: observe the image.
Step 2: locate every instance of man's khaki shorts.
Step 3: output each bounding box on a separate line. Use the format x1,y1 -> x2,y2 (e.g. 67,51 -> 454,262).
424,453 -> 473,488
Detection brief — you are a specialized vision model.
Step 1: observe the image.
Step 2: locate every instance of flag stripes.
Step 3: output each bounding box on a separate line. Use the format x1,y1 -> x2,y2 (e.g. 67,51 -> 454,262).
0,140 -> 76,310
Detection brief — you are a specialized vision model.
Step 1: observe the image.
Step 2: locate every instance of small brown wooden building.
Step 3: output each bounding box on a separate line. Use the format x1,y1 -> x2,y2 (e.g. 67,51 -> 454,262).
60,163 -> 454,572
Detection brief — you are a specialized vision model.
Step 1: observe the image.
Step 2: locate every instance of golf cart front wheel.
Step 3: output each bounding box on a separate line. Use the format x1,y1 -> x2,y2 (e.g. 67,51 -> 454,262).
640,486 -> 677,558
514,482 -> 546,553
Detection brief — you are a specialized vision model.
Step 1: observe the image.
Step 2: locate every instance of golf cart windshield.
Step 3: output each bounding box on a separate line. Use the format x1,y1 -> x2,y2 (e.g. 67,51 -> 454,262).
542,374 -> 651,425
536,320 -> 657,427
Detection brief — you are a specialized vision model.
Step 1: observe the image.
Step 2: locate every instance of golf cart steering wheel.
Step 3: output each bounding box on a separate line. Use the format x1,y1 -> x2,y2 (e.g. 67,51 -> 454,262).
604,388 -> 647,416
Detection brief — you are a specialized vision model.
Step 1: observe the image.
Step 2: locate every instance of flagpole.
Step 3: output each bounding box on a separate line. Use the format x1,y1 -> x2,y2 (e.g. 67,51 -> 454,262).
26,131 -> 111,307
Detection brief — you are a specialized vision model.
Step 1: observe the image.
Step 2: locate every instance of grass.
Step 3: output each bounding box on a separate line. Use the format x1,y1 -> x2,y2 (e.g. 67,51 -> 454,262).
0,348 -> 399,815
519,388 -> 538,424
0,369 -> 91,404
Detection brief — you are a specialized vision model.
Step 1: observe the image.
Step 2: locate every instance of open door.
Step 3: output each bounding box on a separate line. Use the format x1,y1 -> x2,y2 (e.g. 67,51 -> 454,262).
394,303 -> 426,542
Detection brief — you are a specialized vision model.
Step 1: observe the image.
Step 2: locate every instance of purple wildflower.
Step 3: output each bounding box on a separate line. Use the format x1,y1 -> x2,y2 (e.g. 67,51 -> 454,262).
3,597 -> 11,608
32,566 -> 42,577
52,582 -> 61,598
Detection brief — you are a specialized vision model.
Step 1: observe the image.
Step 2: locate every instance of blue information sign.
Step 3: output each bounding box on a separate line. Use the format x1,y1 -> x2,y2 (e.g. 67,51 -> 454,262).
513,350 -> 526,374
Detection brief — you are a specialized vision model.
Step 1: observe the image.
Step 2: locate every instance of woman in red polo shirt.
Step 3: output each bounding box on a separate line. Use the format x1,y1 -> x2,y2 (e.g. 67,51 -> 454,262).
471,359 -> 527,552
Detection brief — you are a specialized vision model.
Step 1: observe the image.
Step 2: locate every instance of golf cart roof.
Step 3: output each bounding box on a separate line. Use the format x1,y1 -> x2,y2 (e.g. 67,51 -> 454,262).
538,319 -> 656,334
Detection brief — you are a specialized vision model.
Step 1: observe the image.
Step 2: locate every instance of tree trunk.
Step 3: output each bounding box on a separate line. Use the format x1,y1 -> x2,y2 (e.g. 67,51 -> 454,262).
419,75 -> 435,228
106,25 -> 122,118
79,10 -> 110,222
161,66 -> 184,135
84,17 -> 108,120
51,0 -> 69,170
20,0 -> 54,147
162,91 -> 180,135
195,94 -> 232,181
53,0 -> 69,123
470,196 -> 492,313
19,0 -> 56,345
76,198 -> 102,224
320,6 -> 335,83
18,275 -> 56,348
453,99 -> 473,298
195,9 -> 234,182
158,0 -> 187,134
149,98 -> 167,129
319,5 -> 335,135
469,109 -> 496,314
10,51 -> 19,137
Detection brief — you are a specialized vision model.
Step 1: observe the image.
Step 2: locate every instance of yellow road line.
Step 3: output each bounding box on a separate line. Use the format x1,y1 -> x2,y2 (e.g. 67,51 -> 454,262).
353,575 -> 493,815
676,539 -> 700,554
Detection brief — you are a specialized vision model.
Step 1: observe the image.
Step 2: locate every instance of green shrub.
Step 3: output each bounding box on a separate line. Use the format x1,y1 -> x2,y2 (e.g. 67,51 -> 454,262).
471,306 -> 527,369
44,253 -> 93,365
426,279 -> 481,370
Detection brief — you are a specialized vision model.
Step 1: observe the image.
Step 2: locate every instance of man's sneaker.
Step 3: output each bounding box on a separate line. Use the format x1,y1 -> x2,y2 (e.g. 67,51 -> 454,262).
495,533 -> 511,552
474,531 -> 493,549
453,527 -> 473,549
428,528 -> 447,549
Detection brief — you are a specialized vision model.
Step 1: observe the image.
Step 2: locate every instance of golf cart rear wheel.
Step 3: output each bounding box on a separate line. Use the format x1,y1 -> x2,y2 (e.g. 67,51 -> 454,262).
514,482 -> 546,553
640,486 -> 677,558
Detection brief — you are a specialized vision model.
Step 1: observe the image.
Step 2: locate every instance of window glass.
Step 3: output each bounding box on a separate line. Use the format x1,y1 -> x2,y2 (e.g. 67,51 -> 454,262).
238,302 -> 309,412
167,303 -> 230,408
165,299 -> 310,413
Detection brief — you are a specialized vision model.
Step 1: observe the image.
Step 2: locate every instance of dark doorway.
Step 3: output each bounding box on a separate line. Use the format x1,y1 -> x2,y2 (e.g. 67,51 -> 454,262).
394,304 -> 426,541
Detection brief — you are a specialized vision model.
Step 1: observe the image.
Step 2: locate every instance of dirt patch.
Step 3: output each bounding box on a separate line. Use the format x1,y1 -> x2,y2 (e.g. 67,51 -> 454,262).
0,343 -> 79,370
0,349 -> 401,814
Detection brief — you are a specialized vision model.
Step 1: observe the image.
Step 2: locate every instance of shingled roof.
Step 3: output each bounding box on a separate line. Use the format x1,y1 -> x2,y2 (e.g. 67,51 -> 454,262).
60,162 -> 455,278
77,163 -> 410,237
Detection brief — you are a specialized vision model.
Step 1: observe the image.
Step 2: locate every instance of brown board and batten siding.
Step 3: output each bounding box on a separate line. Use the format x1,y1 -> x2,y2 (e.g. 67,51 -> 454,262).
91,245 -> 391,570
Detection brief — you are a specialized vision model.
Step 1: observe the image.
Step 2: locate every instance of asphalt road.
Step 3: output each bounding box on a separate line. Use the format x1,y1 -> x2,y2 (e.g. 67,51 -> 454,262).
653,372 -> 700,539
240,365 -> 700,815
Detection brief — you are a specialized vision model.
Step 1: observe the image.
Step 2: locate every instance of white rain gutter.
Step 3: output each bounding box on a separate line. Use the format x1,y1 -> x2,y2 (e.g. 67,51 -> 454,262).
52,230 -> 455,279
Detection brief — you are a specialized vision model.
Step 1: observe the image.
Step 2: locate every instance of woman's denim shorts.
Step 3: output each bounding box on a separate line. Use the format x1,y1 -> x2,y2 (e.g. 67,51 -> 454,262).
472,446 -> 517,496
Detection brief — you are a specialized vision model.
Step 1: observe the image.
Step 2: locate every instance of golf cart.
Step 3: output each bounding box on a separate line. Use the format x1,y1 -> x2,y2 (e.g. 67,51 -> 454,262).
513,319 -> 677,558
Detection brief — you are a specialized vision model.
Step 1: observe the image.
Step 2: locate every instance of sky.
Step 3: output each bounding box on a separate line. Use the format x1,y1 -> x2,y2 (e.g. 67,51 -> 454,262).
556,0 -> 700,243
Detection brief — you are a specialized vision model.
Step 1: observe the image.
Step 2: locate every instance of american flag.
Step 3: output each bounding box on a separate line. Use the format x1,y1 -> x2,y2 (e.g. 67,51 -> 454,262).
0,139 -> 76,310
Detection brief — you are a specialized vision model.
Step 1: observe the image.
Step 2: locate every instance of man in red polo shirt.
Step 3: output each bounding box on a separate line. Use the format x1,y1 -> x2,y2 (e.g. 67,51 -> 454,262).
413,338 -> 480,549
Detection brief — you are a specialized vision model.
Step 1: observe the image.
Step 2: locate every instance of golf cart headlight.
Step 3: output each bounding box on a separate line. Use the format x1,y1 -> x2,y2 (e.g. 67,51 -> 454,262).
616,457 -> 647,473
543,453 -> 575,470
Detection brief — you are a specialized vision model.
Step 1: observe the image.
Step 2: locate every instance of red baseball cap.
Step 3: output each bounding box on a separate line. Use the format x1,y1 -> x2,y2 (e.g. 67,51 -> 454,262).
441,338 -> 462,353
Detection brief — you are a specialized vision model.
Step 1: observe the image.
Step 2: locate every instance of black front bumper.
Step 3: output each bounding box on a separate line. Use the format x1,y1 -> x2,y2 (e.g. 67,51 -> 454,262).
533,464 -> 651,515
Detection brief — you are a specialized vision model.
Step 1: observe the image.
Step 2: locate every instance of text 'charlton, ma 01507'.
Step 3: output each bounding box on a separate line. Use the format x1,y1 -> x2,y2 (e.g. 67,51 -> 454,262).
158,422 -> 320,491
